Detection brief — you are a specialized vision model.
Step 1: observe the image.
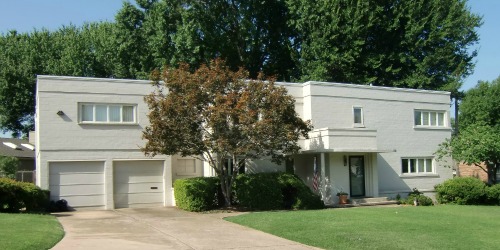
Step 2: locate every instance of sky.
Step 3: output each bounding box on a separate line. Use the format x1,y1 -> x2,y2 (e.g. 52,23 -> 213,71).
0,0 -> 497,89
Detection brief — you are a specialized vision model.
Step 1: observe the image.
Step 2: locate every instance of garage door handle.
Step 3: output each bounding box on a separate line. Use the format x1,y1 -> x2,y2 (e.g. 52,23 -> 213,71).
151,187 -> 158,189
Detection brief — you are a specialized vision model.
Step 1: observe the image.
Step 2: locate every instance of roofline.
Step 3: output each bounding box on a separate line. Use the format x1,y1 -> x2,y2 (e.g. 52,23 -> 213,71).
303,81 -> 450,96
37,75 -> 450,96
37,75 -> 154,85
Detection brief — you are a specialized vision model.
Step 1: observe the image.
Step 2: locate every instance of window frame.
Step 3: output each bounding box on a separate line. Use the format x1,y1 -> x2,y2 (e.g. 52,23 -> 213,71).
414,109 -> 447,128
401,157 -> 435,175
352,106 -> 364,127
79,103 -> 138,124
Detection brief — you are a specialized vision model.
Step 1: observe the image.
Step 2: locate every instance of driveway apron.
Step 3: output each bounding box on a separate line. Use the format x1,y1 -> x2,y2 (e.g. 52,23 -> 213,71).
52,207 -> 318,250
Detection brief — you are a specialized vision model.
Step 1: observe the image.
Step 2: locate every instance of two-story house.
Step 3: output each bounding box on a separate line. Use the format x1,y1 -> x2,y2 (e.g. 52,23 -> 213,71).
35,75 -> 452,209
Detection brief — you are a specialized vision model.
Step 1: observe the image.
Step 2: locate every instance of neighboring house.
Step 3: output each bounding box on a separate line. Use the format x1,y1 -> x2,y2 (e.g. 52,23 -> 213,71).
35,75 -> 453,209
457,162 -> 500,183
0,137 -> 36,182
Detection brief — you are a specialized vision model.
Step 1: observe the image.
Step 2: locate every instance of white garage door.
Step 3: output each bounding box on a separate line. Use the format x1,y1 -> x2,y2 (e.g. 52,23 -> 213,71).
114,161 -> 164,208
49,161 -> 105,208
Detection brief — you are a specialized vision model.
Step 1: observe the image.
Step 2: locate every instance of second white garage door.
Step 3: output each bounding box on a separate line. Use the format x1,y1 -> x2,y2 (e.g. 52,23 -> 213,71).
113,161 -> 164,208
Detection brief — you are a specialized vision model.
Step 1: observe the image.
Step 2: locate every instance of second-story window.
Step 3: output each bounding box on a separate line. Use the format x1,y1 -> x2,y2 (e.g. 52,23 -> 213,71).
80,103 -> 137,124
414,110 -> 446,127
353,106 -> 363,126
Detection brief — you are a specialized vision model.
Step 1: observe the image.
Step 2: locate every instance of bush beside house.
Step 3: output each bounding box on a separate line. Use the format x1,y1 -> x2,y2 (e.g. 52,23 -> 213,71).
173,177 -> 222,212
397,188 -> 434,206
0,178 -> 50,213
174,173 -> 324,212
435,177 -> 500,205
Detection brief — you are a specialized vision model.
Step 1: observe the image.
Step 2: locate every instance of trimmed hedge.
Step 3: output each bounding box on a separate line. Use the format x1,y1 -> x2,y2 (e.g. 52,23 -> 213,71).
174,177 -> 222,212
233,173 -> 283,210
233,173 -> 324,210
0,178 -> 50,213
486,184 -> 500,205
435,177 -> 487,205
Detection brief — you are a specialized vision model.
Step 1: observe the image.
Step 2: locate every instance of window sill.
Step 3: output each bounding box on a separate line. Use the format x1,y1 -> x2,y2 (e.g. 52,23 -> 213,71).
400,174 -> 440,178
353,124 -> 365,128
413,126 -> 451,131
79,122 -> 139,126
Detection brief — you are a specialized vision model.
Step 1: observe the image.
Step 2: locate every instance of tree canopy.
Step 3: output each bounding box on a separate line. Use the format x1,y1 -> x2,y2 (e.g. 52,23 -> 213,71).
0,0 -> 482,137
436,76 -> 500,184
287,0 -> 482,89
142,59 -> 312,205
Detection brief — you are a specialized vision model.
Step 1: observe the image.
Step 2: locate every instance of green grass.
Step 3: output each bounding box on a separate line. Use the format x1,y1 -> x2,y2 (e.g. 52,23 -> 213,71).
0,213 -> 64,250
226,205 -> 500,249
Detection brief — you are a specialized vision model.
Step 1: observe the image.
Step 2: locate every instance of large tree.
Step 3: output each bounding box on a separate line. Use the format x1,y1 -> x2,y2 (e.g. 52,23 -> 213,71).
142,59 -> 312,206
0,0 -> 482,137
287,0 -> 482,90
436,77 -> 500,184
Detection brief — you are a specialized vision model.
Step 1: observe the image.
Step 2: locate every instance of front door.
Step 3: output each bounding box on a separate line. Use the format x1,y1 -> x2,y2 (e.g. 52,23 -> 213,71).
349,156 -> 365,197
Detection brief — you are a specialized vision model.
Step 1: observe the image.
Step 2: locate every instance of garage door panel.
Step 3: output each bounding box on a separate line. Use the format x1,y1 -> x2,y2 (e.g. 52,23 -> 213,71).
49,161 -> 105,209
115,175 -> 163,184
114,161 -> 164,208
114,182 -> 162,194
49,184 -> 104,197
49,172 -> 103,185
57,194 -> 105,208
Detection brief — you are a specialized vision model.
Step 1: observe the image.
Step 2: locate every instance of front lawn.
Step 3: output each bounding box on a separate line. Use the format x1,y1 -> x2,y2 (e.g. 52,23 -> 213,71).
0,213 -> 64,249
226,205 -> 500,249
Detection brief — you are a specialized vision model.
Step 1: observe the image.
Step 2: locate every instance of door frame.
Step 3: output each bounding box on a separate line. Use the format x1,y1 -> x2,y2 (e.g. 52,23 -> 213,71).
348,155 -> 366,197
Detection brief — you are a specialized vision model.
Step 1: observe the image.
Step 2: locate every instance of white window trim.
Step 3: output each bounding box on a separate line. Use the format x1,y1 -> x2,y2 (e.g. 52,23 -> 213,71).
78,103 -> 138,124
413,109 -> 448,129
400,157 -> 436,176
352,106 -> 364,128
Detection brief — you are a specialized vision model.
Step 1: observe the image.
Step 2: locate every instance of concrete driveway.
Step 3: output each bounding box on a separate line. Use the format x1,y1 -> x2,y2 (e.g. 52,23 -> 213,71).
52,207 -> 318,250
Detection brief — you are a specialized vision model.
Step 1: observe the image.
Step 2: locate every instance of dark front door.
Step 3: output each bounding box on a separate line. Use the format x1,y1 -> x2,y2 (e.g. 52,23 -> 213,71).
349,156 -> 365,197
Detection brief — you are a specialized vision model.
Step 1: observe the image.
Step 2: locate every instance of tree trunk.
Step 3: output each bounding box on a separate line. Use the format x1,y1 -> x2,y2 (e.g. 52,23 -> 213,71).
487,162 -> 498,185
219,172 -> 233,207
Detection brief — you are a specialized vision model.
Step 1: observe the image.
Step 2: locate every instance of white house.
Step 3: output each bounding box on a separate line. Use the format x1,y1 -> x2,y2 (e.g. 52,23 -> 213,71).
35,75 -> 452,209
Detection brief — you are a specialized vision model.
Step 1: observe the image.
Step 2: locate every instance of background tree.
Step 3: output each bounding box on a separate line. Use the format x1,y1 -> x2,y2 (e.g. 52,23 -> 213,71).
142,59 -> 312,206
436,77 -> 500,184
0,0 -> 482,137
0,156 -> 19,179
287,0 -> 481,89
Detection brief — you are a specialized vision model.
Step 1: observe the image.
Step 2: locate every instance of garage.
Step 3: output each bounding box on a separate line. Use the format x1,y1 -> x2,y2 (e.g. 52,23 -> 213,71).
49,161 -> 105,208
113,160 -> 165,208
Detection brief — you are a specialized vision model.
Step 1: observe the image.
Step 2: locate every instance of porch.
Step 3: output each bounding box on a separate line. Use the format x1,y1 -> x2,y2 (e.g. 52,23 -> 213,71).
294,127 -> 395,206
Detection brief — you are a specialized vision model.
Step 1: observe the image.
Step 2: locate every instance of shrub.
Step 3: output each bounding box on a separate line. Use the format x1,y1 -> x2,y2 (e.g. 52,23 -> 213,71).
233,173 -> 324,210
233,173 -> 283,210
276,173 -> 324,210
399,188 -> 433,206
486,184 -> 500,205
435,177 -> 487,205
174,177 -> 221,212
0,178 -> 50,213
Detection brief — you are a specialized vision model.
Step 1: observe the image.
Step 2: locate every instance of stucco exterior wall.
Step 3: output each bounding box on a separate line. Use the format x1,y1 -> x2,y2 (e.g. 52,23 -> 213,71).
35,76 -> 200,208
283,82 -> 453,197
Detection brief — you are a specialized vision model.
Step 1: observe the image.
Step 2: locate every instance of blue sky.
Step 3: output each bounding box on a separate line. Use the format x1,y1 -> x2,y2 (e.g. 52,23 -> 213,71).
0,0 -> 497,89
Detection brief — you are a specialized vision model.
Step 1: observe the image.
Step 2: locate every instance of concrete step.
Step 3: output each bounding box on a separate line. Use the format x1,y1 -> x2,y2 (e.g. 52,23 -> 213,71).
350,197 -> 390,205
327,197 -> 399,208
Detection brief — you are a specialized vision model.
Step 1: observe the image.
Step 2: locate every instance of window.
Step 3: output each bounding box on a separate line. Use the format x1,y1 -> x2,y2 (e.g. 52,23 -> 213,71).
353,107 -> 363,126
401,157 -> 434,174
414,110 -> 446,127
80,103 -> 136,124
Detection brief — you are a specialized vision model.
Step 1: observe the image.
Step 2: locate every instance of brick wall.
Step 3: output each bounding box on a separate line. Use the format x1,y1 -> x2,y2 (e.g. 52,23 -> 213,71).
457,163 -> 488,182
